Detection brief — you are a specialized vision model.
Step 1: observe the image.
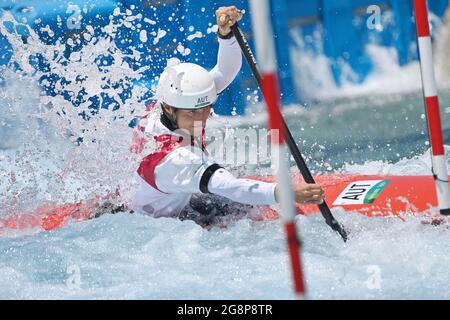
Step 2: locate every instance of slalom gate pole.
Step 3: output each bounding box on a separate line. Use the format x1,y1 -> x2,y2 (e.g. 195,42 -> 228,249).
244,0 -> 305,298
413,0 -> 450,216
230,26 -> 348,242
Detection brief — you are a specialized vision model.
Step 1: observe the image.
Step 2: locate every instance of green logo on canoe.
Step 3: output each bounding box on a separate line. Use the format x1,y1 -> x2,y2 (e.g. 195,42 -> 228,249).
364,180 -> 391,204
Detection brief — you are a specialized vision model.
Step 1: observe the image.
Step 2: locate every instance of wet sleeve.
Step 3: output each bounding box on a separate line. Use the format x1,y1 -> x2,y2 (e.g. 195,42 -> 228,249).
210,36 -> 243,94
206,167 -> 278,206
154,146 -> 219,194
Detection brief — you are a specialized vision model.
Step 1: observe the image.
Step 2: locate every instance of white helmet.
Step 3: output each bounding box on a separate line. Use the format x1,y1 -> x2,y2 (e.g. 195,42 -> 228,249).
156,59 -> 218,109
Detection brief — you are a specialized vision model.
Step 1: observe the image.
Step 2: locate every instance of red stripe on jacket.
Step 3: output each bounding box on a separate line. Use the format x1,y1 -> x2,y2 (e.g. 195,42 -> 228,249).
137,134 -> 186,192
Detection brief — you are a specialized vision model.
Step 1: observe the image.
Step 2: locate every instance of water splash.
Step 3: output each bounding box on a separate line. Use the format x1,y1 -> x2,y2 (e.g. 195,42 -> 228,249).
0,8 -> 166,214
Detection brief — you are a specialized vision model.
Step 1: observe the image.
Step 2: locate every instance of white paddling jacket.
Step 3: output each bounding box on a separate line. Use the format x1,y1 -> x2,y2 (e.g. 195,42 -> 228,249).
131,36 -> 277,218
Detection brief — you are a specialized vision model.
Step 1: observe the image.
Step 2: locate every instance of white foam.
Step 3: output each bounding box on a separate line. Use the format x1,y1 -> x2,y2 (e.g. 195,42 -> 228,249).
290,34 -> 423,101
0,209 -> 449,299
151,28 -> 167,45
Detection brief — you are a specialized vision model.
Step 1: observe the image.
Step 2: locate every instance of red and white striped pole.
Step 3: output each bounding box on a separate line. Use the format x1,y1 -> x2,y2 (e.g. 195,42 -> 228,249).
249,0 -> 306,298
413,0 -> 450,216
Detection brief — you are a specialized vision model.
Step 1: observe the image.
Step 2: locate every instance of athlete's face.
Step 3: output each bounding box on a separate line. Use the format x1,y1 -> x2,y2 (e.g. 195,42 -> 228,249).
165,105 -> 211,137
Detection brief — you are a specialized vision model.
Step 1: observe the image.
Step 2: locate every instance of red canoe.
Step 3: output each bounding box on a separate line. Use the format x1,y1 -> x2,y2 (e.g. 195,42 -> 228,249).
251,174 -> 449,218
1,174 -> 449,233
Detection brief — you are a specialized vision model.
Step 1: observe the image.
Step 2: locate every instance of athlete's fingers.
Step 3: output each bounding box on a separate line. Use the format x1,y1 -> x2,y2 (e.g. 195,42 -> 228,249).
229,9 -> 242,22
301,188 -> 323,197
303,194 -> 324,202
306,183 -> 323,190
311,194 -> 324,201
305,184 -> 324,196
216,6 -> 243,26
297,191 -> 325,204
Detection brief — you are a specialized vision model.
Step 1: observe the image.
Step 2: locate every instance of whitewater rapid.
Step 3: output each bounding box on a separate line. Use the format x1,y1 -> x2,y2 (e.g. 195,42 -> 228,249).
1,195 -> 450,299
2,5 -> 450,300
0,147 -> 449,299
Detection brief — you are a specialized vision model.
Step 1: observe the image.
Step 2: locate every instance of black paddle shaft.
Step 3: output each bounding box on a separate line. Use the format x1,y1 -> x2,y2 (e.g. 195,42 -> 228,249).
230,23 -> 348,242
